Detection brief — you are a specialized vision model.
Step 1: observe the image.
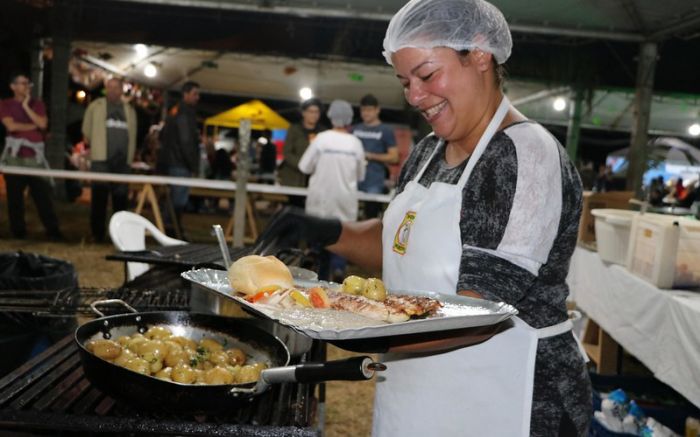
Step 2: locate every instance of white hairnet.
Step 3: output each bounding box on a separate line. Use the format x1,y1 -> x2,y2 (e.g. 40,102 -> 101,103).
327,99 -> 354,127
382,0 -> 512,65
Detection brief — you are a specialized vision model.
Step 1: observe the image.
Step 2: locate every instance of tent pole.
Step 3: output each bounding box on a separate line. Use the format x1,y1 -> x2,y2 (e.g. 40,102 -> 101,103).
627,41 -> 658,197
233,119 -> 251,248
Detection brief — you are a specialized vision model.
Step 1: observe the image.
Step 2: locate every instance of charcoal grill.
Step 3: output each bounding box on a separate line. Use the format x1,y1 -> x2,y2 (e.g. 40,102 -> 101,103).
0,333 -> 319,435
0,249 -> 323,434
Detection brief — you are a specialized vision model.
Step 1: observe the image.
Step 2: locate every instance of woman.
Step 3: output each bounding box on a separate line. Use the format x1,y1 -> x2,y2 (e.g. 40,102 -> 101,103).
278,98 -> 325,207
257,0 -> 591,435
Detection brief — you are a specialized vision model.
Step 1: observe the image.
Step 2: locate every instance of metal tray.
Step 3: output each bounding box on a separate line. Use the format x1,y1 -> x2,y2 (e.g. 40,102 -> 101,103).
182,268 -> 518,340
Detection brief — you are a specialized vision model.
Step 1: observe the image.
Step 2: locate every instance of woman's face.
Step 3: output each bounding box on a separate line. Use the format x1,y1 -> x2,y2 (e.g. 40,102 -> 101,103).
392,47 -> 490,147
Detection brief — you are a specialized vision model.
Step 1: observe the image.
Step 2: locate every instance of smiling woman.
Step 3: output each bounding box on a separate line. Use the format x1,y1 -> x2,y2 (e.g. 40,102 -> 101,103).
252,0 -> 592,436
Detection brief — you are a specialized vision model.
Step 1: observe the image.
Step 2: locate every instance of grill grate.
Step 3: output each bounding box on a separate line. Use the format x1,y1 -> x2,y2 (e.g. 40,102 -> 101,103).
0,335 -> 318,436
0,267 -> 191,321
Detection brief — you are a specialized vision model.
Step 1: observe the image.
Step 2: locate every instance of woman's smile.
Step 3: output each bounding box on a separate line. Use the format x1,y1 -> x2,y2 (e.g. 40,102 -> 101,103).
422,100 -> 448,122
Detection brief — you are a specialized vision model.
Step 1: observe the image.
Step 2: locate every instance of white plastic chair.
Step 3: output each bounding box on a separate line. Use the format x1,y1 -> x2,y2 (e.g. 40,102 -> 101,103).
109,211 -> 186,281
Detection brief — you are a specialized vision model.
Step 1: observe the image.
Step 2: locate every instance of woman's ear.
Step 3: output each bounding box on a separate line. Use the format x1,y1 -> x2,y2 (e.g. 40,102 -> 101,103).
472,49 -> 494,72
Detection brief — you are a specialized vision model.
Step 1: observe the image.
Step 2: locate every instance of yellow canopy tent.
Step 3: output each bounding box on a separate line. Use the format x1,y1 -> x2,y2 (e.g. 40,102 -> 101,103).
204,99 -> 290,132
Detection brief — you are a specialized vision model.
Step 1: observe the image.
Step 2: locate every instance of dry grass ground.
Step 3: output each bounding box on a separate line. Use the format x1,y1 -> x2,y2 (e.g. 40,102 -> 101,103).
0,192 -> 374,436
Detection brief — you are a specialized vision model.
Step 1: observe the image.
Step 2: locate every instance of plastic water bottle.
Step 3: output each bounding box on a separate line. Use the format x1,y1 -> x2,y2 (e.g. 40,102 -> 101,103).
621,400 -> 645,434
645,417 -> 674,437
601,389 -> 629,432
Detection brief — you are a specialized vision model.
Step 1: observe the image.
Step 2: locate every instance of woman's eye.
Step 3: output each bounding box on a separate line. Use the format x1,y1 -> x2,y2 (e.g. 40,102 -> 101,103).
419,72 -> 434,81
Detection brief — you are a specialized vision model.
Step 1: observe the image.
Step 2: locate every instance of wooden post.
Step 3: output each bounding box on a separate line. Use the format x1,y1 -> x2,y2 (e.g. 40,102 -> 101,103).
233,119 -> 251,248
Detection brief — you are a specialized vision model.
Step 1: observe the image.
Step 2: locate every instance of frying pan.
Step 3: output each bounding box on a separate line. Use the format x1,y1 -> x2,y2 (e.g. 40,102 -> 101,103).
75,300 -> 384,414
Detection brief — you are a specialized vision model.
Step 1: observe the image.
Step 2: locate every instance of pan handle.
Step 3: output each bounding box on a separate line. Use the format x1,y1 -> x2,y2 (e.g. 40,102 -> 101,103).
90,299 -> 138,317
229,356 -> 386,397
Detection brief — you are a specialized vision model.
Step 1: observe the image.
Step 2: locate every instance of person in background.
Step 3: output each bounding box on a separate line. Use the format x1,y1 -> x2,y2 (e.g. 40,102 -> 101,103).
593,163 -> 612,193
256,0 -> 591,435
158,80 -> 200,237
81,76 -> 137,242
257,137 -> 278,181
0,72 -> 63,240
298,99 -> 365,281
352,94 -> 398,218
278,98 -> 325,207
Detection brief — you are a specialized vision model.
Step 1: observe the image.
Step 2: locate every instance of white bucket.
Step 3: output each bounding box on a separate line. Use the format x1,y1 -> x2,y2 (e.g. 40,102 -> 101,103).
591,209 -> 637,264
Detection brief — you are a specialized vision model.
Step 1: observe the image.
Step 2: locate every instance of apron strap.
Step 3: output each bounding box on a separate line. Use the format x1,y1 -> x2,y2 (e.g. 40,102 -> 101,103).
535,312 -> 589,363
456,95 -> 511,188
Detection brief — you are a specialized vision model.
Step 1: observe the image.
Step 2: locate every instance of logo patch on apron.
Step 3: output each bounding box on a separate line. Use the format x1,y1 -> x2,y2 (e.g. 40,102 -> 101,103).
393,211 -> 416,255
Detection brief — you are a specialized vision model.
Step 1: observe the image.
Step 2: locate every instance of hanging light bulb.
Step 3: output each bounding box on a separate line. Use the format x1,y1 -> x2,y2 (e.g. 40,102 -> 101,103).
299,87 -> 313,100
134,44 -> 148,59
553,97 -> 567,112
144,63 -> 157,78
688,123 -> 700,137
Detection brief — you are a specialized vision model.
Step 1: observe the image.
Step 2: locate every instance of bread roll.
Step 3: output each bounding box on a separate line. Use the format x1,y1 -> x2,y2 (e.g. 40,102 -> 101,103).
227,255 -> 293,295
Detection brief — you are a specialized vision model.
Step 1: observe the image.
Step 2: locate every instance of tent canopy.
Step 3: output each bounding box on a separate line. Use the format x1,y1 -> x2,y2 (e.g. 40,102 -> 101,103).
205,99 -> 290,131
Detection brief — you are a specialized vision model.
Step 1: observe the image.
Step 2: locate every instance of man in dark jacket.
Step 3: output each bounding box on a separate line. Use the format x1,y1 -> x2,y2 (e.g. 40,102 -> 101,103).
158,81 -> 200,236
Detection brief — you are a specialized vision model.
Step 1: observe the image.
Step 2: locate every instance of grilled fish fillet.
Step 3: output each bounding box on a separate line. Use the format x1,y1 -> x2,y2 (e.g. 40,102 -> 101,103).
326,290 -> 441,323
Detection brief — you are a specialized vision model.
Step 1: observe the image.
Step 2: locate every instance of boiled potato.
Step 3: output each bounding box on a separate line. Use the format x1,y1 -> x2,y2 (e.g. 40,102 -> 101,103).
155,367 -> 172,381
362,277 -> 387,301
144,326 -> 172,340
199,338 -> 224,353
112,348 -> 136,367
209,351 -> 229,367
195,369 -> 207,384
342,275 -> 366,295
236,364 -> 263,384
204,366 -> 234,385
123,357 -> 150,375
226,348 -> 247,366
171,363 -> 197,384
164,342 -> 187,367
126,336 -> 148,352
136,340 -> 167,363
170,336 -> 197,351
89,339 -> 122,360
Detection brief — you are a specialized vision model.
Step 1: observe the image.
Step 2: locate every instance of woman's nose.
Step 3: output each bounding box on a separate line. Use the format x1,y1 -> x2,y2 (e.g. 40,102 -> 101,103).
404,81 -> 426,107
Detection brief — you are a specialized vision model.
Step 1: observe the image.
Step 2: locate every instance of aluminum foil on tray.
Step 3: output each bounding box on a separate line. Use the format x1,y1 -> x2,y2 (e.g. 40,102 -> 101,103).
182,268 -> 518,341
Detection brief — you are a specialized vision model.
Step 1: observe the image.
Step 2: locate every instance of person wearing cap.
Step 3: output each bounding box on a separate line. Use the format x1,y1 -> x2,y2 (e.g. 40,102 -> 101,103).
352,94 -> 398,218
82,76 -> 138,242
278,98 -> 326,207
257,1 -> 590,435
298,99 -> 365,280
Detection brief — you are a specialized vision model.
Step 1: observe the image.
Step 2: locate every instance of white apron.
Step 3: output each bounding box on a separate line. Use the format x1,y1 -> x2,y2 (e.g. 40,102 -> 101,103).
374,96 -> 580,437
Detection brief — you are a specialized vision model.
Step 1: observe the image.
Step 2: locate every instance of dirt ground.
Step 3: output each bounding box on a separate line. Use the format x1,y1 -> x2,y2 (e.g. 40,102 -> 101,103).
0,192 -> 375,436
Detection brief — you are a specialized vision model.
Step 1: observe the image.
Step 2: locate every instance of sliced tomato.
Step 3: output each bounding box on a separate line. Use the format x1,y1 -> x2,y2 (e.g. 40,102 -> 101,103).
308,287 -> 330,309
246,291 -> 269,303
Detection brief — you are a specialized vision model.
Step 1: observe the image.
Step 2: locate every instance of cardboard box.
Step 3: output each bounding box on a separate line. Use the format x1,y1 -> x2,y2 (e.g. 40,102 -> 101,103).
578,191 -> 635,243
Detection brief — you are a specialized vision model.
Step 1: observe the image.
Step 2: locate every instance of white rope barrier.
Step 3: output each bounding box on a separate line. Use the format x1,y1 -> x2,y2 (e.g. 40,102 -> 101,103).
0,165 -> 393,203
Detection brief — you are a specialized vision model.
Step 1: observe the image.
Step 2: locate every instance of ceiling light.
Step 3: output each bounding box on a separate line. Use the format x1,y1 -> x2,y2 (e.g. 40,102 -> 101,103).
75,90 -> 86,102
134,44 -> 148,58
689,123 -> 700,137
553,97 -> 567,112
299,87 -> 313,101
144,63 -> 157,78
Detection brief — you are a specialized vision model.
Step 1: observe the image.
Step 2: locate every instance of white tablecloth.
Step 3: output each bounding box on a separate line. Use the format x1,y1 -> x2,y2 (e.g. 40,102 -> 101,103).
566,246 -> 700,407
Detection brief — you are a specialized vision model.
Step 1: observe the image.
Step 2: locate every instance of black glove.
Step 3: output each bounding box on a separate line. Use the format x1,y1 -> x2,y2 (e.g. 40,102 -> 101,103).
254,206 -> 342,255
